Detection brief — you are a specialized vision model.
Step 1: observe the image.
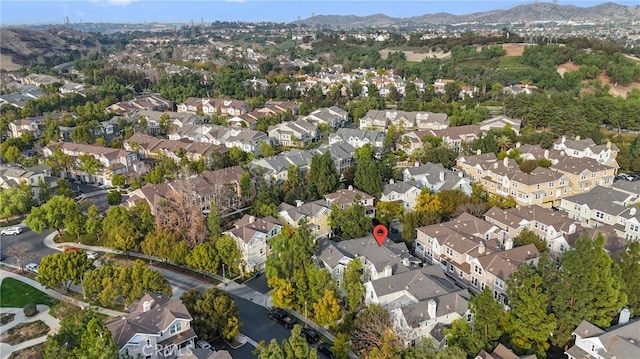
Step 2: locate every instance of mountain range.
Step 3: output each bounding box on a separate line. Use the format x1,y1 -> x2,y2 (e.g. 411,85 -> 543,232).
297,2 -> 640,28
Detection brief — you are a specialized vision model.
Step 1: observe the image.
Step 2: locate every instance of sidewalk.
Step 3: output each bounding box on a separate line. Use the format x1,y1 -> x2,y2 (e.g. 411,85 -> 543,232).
0,304 -> 60,359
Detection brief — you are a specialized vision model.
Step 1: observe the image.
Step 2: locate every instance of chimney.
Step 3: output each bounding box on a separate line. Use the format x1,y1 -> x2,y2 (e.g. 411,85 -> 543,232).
295,200 -> 304,208
561,135 -> 566,143
607,141 -> 612,149
503,157 -> 508,167
142,301 -> 151,312
348,185 -> 353,191
575,135 -> 580,141
516,142 -> 521,148
427,299 -> 437,319
544,149 -> 549,159
389,179 -> 395,184
414,161 -> 420,168
249,215 -> 256,223
478,241 -> 486,254
476,149 -> 482,155
494,162 -> 499,169
504,237 -> 513,250
439,171 -> 445,182
630,207 -> 637,216
569,223 -> 577,234
619,308 -> 631,325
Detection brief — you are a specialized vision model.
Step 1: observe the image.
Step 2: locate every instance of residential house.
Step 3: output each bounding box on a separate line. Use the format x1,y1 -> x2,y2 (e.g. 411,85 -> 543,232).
125,166 -> 246,214
106,95 -> 174,116
43,142 -> 143,186
553,135 -> 619,168
412,125 -> 481,153
329,128 -> 385,150
562,226 -> 629,260
302,106 -> 349,129
402,162 -> 473,195
168,125 -> 269,154
415,213 -> 540,306
476,343 -> 537,359
0,164 -> 55,202
503,84 -> 537,96
224,215 -> 282,271
105,293 -> 196,359
325,186 -> 376,217
456,153 -> 570,208
267,119 -> 319,147
550,156 -> 616,193
124,133 -> 226,164
478,116 -> 522,136
177,97 -> 247,117
565,314 -> 639,359
0,83 -> 44,109
359,110 -> 449,131
20,73 -> 60,86
134,110 -> 203,135
558,185 -> 640,241
380,180 -> 422,211
278,200 -> 332,239
8,114 -> 64,139
433,79 -> 454,94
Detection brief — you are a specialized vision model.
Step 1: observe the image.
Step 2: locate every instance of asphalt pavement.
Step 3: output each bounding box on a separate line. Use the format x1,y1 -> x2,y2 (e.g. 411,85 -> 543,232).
0,227 -> 56,269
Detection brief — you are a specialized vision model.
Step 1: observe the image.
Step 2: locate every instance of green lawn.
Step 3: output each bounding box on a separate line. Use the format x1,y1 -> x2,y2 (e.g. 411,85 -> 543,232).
55,232 -> 104,246
0,278 -> 57,308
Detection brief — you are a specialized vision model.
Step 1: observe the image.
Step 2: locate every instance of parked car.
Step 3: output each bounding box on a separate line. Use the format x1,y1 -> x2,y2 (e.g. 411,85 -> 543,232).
25,263 -> 39,274
86,251 -> 99,260
317,343 -> 336,359
617,173 -> 637,182
301,327 -> 320,344
0,253 -> 5,261
1,227 -> 22,236
268,308 -> 296,329
196,340 -> 212,350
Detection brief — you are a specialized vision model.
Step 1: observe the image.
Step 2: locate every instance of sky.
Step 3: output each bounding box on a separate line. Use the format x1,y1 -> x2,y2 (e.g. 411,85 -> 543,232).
1,0 -> 637,25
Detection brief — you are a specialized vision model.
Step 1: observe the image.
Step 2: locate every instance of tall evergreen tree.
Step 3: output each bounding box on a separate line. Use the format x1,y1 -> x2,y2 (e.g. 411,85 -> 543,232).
617,241 -> 640,317
469,286 -> 506,350
551,234 -> 627,347
507,264 -> 556,358
307,152 -> 339,197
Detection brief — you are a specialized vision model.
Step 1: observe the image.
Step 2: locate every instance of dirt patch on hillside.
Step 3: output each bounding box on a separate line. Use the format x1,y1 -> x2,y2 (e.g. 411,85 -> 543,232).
380,49 -> 451,61
598,73 -> 640,98
557,61 -> 580,76
501,43 -> 526,56
0,54 -> 23,71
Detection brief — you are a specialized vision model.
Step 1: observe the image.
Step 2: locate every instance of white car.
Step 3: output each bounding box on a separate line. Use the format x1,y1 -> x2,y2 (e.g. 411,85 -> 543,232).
0,227 -> 22,236
25,263 -> 39,274
197,340 -> 212,350
86,252 -> 99,260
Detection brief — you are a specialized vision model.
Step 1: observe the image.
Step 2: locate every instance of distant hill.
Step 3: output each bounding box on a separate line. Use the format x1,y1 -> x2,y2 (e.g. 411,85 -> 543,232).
296,2 -> 640,28
0,27 -> 100,70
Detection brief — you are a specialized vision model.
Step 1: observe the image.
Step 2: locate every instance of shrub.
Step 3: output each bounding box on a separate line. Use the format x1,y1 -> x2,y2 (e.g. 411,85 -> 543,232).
23,302 -> 38,317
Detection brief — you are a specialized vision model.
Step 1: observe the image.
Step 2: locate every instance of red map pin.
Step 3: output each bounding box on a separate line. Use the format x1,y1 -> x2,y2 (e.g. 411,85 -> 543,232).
373,224 -> 388,247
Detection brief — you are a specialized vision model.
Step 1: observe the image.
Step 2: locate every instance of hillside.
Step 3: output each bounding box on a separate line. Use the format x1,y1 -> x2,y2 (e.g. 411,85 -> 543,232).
0,27 -> 101,70
298,2 -> 640,28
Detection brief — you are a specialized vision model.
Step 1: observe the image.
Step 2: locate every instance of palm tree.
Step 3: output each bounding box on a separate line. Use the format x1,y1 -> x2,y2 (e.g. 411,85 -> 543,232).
497,135 -> 513,152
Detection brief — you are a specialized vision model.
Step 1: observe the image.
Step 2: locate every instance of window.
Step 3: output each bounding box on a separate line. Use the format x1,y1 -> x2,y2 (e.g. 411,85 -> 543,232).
446,247 -> 454,257
548,182 -> 554,188
169,322 -> 182,335
474,266 -> 483,275
459,270 -> 464,279
512,181 -> 517,188
494,278 -> 504,289
471,277 -> 478,287
631,224 -> 640,232
596,211 -> 604,219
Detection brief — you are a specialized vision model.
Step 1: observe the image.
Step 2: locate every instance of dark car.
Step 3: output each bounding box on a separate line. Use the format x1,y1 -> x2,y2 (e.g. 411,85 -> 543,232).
317,343 -> 336,359
268,308 -> 296,329
0,253 -> 5,261
301,327 -> 320,344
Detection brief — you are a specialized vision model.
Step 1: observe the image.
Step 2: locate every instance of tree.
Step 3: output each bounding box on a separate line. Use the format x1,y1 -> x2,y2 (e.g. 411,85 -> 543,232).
414,190 -> 443,215
514,229 -> 546,253
106,190 -> 122,205
551,234 -> 627,347
618,241 -> 640,317
44,310 -> 119,359
329,202 -> 373,240
470,287 -> 506,350
7,243 -> 32,272
240,172 -> 253,199
354,158 -> 382,197
181,287 -> 241,341
375,201 -> 404,227
445,319 -> 484,356
215,235 -> 242,278
84,204 -> 103,241
45,147 -> 72,175
257,325 -> 318,359
344,258 -> 365,313
507,264 -> 556,358
26,195 -> 82,236
0,182 -> 33,219
487,194 -> 517,209
37,177 -> 51,203
141,230 -> 180,263
82,261 -> 172,308
313,289 -> 341,327
111,174 -> 126,188
78,154 -> 100,178
207,205 -> 222,239
351,305 -> 400,357
155,191 -> 207,247
37,250 -> 94,293
307,152 -> 339,197
186,242 -> 220,275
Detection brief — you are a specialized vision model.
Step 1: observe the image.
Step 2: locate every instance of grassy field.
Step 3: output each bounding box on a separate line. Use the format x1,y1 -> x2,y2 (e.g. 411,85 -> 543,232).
0,278 -> 57,308
55,232 -> 104,246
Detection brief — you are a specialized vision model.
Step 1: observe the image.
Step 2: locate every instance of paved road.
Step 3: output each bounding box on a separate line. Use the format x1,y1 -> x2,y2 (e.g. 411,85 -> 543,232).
0,227 -> 56,269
